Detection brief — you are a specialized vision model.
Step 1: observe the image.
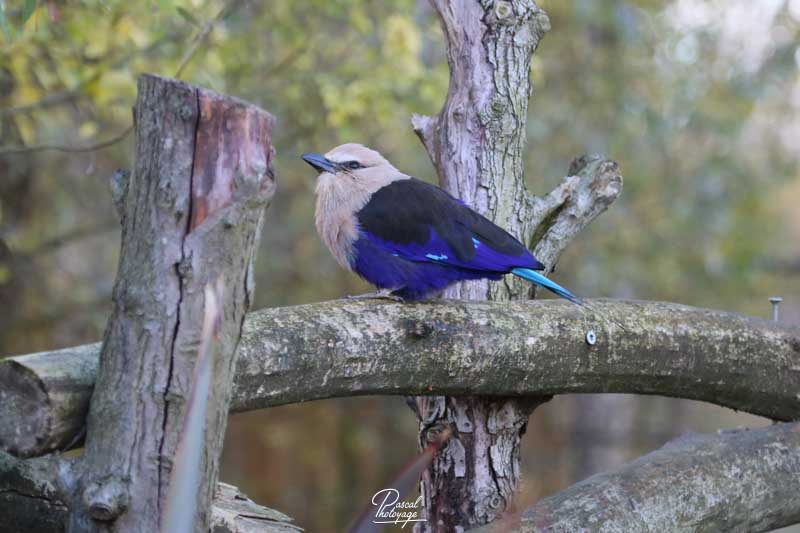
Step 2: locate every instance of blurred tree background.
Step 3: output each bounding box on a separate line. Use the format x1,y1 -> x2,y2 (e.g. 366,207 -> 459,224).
1,0 -> 798,530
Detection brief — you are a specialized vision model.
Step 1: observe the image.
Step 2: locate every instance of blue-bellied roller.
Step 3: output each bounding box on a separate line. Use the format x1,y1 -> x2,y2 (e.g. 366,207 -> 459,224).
302,143 -> 584,304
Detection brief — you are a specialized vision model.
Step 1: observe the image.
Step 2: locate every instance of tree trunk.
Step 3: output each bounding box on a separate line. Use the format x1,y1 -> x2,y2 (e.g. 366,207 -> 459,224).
410,1 -> 623,529
411,1 -> 549,528
66,74 -> 275,532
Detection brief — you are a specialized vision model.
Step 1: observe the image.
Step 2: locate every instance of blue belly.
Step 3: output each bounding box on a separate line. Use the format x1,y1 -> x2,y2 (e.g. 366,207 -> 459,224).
351,237 -> 501,300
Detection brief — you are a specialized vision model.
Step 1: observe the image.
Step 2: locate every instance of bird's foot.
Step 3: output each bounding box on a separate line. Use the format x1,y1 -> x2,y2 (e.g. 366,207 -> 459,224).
346,288 -> 404,302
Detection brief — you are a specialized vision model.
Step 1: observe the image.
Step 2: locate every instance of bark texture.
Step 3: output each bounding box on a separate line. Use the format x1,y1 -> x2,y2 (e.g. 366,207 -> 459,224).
471,423 -> 800,533
63,74 -> 275,532
411,1 -> 625,529
211,483 -> 302,533
0,452 -> 299,533
4,299 -> 799,459
0,451 -> 70,533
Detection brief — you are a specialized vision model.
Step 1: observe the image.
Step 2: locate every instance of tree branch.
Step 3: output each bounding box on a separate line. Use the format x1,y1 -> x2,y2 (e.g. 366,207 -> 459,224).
528,156 -> 623,270
174,0 -> 244,78
2,299 -> 798,458
0,125 -> 134,156
472,422 -> 800,533
0,0 -> 243,157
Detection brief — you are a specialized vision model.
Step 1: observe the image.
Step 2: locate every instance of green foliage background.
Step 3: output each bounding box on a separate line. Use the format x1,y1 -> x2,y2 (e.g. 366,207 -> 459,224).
1,0 -> 798,530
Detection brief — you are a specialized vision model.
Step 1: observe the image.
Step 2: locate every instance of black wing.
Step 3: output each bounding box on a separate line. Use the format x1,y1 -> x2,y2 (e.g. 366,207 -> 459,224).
356,178 -> 543,271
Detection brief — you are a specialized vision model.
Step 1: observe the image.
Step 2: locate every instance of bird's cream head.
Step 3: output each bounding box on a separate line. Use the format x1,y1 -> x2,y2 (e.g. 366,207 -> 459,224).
302,143 -> 402,185
302,143 -> 409,270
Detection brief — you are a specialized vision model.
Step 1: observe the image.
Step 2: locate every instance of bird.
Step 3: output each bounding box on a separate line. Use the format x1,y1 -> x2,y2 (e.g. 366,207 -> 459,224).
302,143 -> 582,303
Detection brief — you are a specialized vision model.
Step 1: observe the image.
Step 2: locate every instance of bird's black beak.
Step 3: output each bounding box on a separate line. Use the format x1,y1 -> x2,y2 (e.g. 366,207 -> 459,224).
302,153 -> 338,174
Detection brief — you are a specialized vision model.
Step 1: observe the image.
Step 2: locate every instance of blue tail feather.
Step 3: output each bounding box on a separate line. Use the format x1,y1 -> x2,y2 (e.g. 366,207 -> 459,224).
511,267 -> 581,305
512,267 -> 629,331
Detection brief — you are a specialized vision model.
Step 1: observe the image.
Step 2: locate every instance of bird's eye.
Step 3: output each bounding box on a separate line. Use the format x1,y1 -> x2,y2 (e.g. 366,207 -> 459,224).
344,161 -> 363,170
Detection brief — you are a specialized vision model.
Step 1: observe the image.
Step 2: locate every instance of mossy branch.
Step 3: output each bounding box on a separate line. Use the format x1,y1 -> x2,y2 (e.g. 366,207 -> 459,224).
2,298 -> 799,458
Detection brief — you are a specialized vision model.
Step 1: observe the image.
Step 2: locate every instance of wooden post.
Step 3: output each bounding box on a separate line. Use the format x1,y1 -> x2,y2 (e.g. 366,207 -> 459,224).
69,74 -> 275,532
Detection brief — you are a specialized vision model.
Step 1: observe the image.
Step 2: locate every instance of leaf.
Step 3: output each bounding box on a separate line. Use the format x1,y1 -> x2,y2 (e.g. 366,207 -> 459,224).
176,6 -> 198,27
0,0 -> 12,42
22,0 -> 36,24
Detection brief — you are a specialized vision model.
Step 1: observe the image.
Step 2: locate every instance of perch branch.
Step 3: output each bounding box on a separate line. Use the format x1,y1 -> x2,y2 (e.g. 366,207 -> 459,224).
2,299 -> 799,458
